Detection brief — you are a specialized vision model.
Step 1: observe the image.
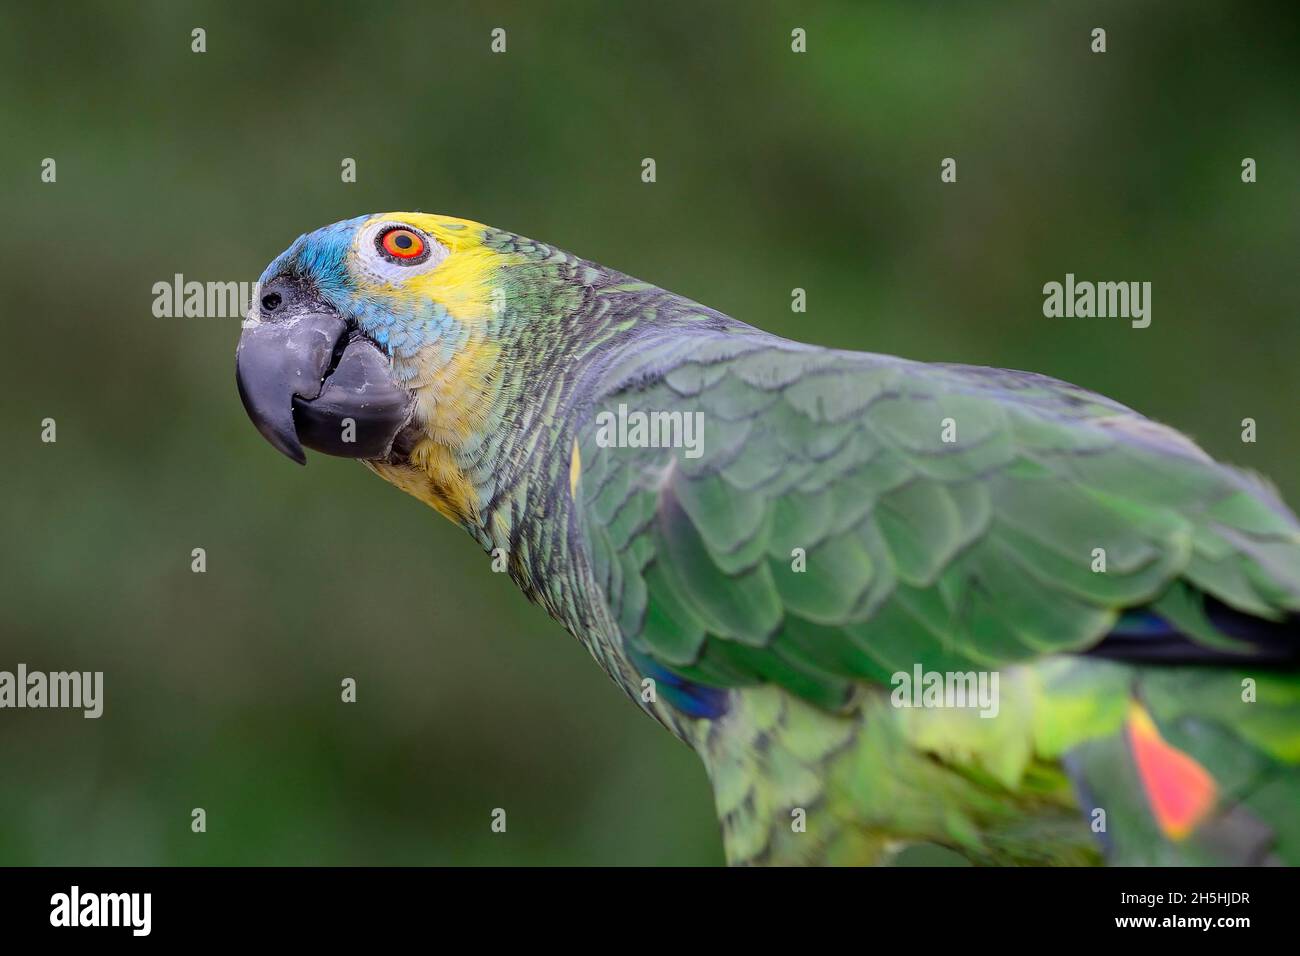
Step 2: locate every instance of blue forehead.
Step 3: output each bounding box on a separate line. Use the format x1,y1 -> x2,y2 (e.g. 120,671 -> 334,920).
258,215 -> 370,296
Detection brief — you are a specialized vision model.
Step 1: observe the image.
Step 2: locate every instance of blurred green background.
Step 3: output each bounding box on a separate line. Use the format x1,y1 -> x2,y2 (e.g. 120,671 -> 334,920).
1,0 -> 1296,864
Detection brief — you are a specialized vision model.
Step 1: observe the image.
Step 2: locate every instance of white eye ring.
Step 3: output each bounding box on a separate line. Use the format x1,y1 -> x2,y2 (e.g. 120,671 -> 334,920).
355,220 -> 449,283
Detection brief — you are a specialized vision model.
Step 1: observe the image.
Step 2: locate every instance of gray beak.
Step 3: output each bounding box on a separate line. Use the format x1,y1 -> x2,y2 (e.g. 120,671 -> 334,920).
236,307 -> 414,465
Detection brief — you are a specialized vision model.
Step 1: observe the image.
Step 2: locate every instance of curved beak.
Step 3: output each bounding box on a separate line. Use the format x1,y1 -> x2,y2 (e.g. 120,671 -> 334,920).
236,309 -> 414,465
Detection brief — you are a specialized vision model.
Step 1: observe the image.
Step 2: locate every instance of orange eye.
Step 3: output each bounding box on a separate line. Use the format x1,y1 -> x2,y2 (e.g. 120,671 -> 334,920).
378,227 -> 427,262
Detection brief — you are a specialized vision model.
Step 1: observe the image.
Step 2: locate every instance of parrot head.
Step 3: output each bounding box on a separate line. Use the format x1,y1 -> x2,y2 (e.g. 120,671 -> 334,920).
236,212 -> 517,478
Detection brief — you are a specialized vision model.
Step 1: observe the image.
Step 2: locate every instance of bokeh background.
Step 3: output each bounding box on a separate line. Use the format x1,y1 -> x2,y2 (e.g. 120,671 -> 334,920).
1,0 -> 1297,864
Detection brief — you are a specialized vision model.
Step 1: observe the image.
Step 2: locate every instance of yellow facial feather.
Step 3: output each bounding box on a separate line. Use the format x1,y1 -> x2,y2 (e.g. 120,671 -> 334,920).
357,211 -> 517,328
363,439 -> 479,526
411,336 -> 503,446
351,213 -> 520,527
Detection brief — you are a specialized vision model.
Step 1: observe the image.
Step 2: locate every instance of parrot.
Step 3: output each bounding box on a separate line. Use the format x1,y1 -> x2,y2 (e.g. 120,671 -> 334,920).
235,212 -> 1300,866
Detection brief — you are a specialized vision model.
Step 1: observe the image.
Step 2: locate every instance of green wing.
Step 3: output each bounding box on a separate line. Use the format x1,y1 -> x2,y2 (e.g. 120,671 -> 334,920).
576,332 -> 1300,712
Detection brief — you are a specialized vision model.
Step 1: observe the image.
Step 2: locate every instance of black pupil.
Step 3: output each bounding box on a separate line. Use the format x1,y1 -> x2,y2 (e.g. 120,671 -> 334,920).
394,233 -> 413,249
262,293 -> 281,311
